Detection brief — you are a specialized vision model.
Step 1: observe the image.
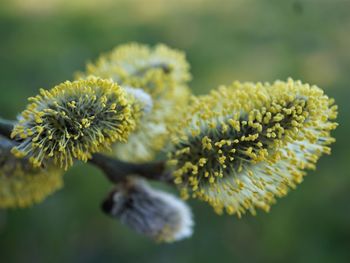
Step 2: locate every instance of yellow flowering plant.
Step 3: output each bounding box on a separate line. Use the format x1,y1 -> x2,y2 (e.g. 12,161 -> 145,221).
167,79 -> 337,217
0,43 -> 338,243
11,77 -> 135,170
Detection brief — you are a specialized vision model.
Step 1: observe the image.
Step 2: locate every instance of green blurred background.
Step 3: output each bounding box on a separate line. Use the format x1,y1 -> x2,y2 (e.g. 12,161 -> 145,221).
0,0 -> 349,262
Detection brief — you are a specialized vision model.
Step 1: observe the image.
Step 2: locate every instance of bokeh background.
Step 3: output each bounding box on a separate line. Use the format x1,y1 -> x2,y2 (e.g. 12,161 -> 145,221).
0,0 -> 349,262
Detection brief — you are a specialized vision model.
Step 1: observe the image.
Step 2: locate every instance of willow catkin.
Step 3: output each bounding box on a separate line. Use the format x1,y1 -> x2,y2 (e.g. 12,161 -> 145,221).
167,79 -> 338,217
102,177 -> 194,243
0,136 -> 63,208
11,77 -> 135,170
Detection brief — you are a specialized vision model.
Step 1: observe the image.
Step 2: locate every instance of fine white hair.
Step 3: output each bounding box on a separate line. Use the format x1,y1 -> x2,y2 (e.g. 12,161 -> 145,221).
102,178 -> 194,242
123,86 -> 153,115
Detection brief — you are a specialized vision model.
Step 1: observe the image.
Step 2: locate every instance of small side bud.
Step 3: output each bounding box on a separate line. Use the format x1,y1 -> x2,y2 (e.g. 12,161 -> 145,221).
102,177 -> 194,243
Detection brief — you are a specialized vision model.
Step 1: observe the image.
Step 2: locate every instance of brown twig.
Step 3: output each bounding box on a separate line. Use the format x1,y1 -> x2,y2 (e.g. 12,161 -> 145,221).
90,153 -> 172,184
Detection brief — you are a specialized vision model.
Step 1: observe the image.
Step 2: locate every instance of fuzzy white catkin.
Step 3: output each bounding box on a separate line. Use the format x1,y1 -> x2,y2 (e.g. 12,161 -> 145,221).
102,178 -> 194,243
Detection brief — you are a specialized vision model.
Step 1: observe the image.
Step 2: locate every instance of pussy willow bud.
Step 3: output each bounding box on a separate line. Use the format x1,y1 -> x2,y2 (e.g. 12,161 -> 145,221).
77,43 -> 192,162
0,136 -> 63,208
167,79 -> 338,217
102,177 -> 194,243
11,77 -> 135,170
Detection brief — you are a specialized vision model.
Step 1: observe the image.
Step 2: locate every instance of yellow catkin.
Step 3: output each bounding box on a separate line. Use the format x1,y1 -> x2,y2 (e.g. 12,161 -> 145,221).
11,77 -> 136,170
167,79 -> 338,217
76,43 -> 192,162
0,136 -> 63,208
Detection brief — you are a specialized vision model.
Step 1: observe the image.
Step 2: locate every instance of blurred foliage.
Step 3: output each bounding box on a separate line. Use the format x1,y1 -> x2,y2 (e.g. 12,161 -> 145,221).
0,0 -> 350,262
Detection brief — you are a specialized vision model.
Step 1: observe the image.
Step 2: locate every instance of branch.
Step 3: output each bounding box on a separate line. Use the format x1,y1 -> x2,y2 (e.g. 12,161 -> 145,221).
89,153 -> 172,184
0,116 -> 172,184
